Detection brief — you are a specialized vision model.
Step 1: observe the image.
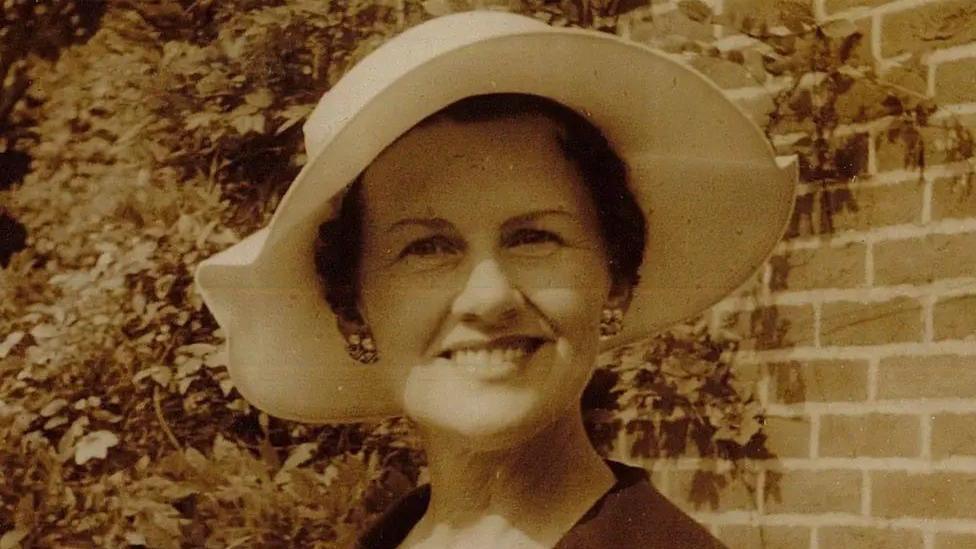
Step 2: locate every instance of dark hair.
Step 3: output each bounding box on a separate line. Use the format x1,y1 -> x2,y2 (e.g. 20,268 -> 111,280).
314,93 -> 647,322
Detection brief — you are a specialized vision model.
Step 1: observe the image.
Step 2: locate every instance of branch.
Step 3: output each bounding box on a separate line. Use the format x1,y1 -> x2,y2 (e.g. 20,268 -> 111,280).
153,385 -> 183,452
0,71 -> 30,128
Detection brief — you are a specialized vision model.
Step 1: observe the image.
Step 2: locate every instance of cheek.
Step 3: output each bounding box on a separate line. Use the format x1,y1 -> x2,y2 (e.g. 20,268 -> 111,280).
359,274 -> 446,354
529,286 -> 604,340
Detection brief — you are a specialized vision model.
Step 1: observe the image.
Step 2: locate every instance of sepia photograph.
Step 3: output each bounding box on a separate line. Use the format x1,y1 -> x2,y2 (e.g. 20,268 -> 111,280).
1,0 -> 975,547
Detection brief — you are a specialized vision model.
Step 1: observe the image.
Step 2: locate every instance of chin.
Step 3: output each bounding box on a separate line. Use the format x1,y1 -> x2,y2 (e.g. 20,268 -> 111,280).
403,386 -> 569,452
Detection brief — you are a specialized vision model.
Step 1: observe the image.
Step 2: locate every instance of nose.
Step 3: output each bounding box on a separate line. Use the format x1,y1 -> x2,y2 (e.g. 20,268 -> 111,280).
451,258 -> 523,326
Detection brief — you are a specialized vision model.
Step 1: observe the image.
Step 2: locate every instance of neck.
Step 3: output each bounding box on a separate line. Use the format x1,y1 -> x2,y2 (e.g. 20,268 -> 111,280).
411,407 -> 614,546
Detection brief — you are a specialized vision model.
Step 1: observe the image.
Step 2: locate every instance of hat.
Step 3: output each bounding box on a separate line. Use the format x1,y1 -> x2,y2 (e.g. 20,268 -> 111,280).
194,11 -> 797,424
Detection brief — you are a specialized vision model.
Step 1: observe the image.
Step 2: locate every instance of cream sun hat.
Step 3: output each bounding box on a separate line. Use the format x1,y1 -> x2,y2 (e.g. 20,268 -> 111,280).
194,10 -> 797,424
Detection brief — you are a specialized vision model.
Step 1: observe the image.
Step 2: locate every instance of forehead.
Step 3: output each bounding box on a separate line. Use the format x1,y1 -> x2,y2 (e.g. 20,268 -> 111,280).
359,114 -> 593,224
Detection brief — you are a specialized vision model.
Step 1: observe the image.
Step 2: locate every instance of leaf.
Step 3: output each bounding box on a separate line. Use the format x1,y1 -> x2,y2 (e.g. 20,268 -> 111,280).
275,104 -> 315,136
40,398 -> 68,417
0,331 -> 24,358
280,442 -> 318,473
219,34 -> 247,61
29,323 -> 58,340
778,1 -> 814,30
184,111 -> 218,131
422,0 -> 455,16
0,529 -> 29,549
244,88 -> 274,109
231,113 -> 266,135
177,343 -> 214,356
176,357 -> 203,378
133,365 -> 172,387
74,430 -> 119,465
678,0 -> 712,23
821,18 -> 858,39
724,50 -> 745,64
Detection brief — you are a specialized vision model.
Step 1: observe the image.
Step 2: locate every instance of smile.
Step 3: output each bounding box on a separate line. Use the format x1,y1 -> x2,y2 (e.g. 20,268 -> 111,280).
437,336 -> 546,366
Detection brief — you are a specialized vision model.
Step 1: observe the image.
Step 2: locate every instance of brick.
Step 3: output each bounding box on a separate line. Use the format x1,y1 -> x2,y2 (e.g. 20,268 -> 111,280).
835,74 -> 900,124
820,526 -> 924,549
873,471 -> 976,518
824,0 -> 892,14
879,60 -> 929,96
821,298 -> 923,346
785,191 -> 821,238
630,9 -> 715,44
934,294 -> 976,341
935,57 -> 976,104
667,469 -> 757,512
690,56 -> 758,89
932,176 -> 976,221
731,361 -> 763,386
881,2 -> 976,58
724,0 -> 787,23
932,414 -> 976,458
818,526 -> 924,549
878,355 -> 976,399
874,232 -> 976,285
875,125 -> 952,172
763,415 -> 812,458
717,525 -> 810,549
721,305 -> 816,349
787,182 -> 923,238
769,242 -> 866,291
848,16 -> 876,67
833,182 -> 923,231
819,414 -> 919,458
764,469 -> 861,513
768,359 -> 869,403
937,533 -> 976,549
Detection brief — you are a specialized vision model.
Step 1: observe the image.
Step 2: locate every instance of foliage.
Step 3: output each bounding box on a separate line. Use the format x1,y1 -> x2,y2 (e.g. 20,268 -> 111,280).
584,319 -> 764,459
1,3 -> 422,545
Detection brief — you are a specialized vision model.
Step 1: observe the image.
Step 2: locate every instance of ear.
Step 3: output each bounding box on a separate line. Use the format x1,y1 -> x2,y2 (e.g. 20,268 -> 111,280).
335,307 -> 367,339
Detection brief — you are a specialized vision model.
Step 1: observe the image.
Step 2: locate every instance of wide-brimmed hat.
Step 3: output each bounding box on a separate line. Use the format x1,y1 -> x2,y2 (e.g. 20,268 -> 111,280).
194,11 -> 797,424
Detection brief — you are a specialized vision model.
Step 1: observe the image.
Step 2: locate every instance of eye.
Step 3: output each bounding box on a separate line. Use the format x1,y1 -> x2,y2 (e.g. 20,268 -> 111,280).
399,235 -> 459,259
506,229 -> 564,255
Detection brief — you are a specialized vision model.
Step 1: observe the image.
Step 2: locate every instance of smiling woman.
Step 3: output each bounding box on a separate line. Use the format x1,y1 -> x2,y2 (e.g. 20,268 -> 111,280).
194,10 -> 796,549
316,96 -> 642,448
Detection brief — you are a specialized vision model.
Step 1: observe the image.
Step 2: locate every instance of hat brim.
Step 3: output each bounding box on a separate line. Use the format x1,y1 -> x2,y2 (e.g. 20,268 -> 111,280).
195,12 -> 797,424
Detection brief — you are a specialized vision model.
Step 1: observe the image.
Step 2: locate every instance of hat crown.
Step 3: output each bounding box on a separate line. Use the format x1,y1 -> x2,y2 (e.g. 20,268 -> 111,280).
302,11 -> 549,155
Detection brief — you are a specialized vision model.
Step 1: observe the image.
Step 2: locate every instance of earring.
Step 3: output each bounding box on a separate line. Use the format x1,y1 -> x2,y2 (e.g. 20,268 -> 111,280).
345,328 -> 378,364
600,308 -> 624,338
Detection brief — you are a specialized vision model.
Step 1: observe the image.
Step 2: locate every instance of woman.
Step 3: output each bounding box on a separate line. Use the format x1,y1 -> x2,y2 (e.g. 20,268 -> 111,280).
195,11 -> 796,548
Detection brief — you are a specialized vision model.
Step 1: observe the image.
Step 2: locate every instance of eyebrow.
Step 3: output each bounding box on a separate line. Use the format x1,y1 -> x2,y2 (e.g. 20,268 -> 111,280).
386,209 -> 576,233
504,209 -> 576,226
386,217 -> 453,233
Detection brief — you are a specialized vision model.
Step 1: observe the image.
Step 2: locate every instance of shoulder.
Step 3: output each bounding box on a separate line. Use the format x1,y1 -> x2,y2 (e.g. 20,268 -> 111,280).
357,485 -> 431,549
555,461 -> 728,549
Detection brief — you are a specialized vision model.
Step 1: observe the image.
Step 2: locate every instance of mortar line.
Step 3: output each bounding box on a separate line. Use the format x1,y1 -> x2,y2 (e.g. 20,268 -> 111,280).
921,413 -> 933,461
867,357 -> 879,401
921,177 -> 933,224
861,469 -> 872,516
864,241 -> 875,287
810,413 -> 821,459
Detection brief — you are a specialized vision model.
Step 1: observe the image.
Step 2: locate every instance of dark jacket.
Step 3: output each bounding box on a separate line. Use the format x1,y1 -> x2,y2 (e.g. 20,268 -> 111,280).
357,460 -> 727,548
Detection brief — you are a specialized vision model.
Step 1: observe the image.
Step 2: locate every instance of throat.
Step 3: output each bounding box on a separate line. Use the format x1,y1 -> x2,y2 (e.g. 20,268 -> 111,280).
411,411 -> 616,547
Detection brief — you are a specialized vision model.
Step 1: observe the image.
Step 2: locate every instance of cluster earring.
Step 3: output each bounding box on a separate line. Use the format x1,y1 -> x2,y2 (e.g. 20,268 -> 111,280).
600,307 -> 624,338
345,328 -> 378,364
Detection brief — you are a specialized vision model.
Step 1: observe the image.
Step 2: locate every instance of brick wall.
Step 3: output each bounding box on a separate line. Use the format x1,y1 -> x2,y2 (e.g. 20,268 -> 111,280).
614,1 -> 976,547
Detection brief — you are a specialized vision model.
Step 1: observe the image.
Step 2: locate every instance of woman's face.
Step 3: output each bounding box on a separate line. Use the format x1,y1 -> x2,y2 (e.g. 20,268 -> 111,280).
357,113 -> 619,450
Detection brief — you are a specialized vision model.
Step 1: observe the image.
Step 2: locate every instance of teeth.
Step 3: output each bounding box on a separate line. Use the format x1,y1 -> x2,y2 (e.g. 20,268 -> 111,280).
449,345 -> 528,365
